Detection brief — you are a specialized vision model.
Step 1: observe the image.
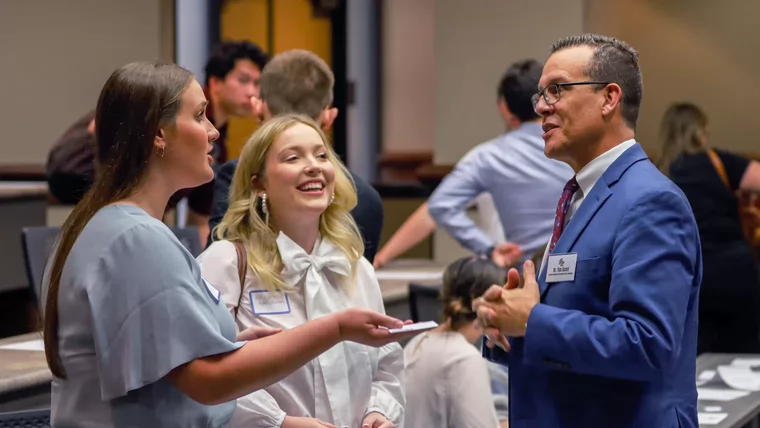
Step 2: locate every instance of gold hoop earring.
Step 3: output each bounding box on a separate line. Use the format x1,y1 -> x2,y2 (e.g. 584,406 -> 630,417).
156,146 -> 165,159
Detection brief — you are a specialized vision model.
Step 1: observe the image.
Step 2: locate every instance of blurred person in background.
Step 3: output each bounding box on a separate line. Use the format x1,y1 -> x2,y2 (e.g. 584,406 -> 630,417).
657,101 -> 760,354
425,59 -> 574,269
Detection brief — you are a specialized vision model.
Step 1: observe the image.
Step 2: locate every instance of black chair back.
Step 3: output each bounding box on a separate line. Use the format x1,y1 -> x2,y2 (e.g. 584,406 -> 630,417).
408,283 -> 442,323
0,408 -> 50,427
20,227 -> 61,307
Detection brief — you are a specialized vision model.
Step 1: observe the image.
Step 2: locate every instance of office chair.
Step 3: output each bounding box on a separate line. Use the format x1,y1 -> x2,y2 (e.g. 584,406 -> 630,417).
0,408 -> 50,428
407,283 -> 442,323
20,227 -> 61,307
169,226 -> 202,257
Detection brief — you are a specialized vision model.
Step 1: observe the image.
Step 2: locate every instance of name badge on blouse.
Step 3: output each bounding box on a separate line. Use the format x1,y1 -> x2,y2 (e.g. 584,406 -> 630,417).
202,277 -> 221,304
545,253 -> 578,283
250,290 -> 291,315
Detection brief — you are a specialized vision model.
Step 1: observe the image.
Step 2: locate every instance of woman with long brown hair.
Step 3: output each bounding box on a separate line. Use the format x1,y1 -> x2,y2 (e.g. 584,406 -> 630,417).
41,62 -> 416,427
657,102 -> 760,354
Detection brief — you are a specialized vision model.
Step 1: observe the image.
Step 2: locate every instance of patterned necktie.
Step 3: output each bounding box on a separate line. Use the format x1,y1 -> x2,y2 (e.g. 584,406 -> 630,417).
548,176 -> 580,254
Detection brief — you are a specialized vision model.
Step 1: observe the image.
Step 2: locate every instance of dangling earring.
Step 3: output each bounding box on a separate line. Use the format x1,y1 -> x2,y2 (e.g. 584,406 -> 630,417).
329,193 -> 335,206
260,193 -> 269,223
156,146 -> 165,159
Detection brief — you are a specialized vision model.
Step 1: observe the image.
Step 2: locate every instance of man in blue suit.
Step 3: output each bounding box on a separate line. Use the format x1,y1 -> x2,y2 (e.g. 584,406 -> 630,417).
473,34 -> 702,427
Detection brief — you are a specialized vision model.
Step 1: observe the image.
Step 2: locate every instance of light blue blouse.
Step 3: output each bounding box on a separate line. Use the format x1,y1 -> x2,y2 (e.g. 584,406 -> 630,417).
44,205 -> 244,427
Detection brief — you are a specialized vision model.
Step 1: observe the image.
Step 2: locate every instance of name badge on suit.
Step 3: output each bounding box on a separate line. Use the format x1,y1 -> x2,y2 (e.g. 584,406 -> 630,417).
545,253 -> 577,283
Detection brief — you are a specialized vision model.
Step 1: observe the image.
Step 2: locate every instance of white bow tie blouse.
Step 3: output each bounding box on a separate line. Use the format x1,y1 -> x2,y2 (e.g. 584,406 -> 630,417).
198,232 -> 406,428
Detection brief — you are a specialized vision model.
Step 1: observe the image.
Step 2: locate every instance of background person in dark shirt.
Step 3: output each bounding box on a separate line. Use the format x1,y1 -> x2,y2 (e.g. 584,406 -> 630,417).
208,50 -> 384,263
46,110 -> 96,204
46,41 -> 269,245
658,102 -> 760,353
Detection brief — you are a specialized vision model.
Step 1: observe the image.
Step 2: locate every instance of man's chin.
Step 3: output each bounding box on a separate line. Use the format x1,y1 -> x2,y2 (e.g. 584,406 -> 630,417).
544,139 -> 564,160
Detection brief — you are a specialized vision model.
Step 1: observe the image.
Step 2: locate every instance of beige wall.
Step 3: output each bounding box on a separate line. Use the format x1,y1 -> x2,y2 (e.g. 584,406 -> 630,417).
586,0 -> 760,156
381,0 -> 436,155
433,0 -> 585,164
382,0 -> 585,162
0,0 -> 174,164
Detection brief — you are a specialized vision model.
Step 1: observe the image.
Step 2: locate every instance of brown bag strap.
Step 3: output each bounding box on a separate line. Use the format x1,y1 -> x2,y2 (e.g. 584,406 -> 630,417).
232,241 -> 247,316
708,149 -> 732,191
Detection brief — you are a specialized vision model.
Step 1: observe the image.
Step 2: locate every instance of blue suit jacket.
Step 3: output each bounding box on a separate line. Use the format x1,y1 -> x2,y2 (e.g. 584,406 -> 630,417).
485,143 -> 702,428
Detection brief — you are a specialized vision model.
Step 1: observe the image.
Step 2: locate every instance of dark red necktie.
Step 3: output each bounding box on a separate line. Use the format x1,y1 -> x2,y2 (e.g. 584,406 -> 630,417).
548,176 -> 580,254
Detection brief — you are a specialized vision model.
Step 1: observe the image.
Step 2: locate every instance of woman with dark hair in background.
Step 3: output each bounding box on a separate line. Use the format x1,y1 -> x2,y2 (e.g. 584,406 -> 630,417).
658,102 -> 760,354
41,62 -> 417,427
403,256 -> 507,428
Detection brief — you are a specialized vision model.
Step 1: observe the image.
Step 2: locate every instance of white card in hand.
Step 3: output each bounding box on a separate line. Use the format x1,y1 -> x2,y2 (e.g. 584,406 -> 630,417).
388,321 -> 438,334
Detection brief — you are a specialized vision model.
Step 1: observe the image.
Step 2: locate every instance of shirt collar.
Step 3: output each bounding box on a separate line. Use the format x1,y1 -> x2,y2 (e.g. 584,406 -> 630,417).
576,139 -> 637,197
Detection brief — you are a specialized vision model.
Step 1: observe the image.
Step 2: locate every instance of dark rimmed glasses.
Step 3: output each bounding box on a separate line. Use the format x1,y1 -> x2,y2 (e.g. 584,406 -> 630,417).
531,81 -> 610,112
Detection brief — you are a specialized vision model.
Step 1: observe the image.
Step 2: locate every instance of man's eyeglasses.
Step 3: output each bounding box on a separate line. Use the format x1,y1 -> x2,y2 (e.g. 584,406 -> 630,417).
531,81 -> 609,112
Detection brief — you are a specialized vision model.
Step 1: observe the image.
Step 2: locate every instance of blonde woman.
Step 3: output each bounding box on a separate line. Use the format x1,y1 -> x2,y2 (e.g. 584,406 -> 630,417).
198,114 -> 405,428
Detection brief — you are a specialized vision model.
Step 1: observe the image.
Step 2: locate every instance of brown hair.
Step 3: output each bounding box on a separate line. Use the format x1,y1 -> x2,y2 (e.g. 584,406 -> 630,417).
441,256 -> 508,330
656,102 -> 708,177
259,50 -> 334,120
551,34 -> 643,130
43,62 -> 193,378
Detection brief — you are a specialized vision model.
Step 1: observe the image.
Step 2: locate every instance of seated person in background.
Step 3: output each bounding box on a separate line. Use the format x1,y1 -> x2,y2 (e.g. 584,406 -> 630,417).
46,110 -> 96,204
404,256 -> 509,428
486,360 -> 510,425
209,49 -> 383,262
198,114 -> 405,428
657,102 -> 760,354
45,40 -> 269,245
427,59 -> 574,267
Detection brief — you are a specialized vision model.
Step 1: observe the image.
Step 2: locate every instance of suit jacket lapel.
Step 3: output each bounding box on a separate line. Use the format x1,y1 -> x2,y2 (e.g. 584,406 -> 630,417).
539,183 -> 611,297
538,143 -> 649,298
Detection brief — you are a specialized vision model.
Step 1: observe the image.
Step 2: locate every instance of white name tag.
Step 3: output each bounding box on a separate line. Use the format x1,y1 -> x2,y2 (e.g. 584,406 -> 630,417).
545,253 -> 578,283
250,290 -> 291,315
202,278 -> 221,303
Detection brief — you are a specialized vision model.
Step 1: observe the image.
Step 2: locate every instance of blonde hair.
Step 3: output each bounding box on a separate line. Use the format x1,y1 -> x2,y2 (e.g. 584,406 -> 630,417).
657,102 -> 708,177
215,114 -> 364,292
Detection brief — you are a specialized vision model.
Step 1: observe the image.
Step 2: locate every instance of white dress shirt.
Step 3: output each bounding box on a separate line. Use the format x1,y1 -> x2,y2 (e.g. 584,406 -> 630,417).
539,139 -> 638,274
197,233 -> 405,428
474,192 -> 506,243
